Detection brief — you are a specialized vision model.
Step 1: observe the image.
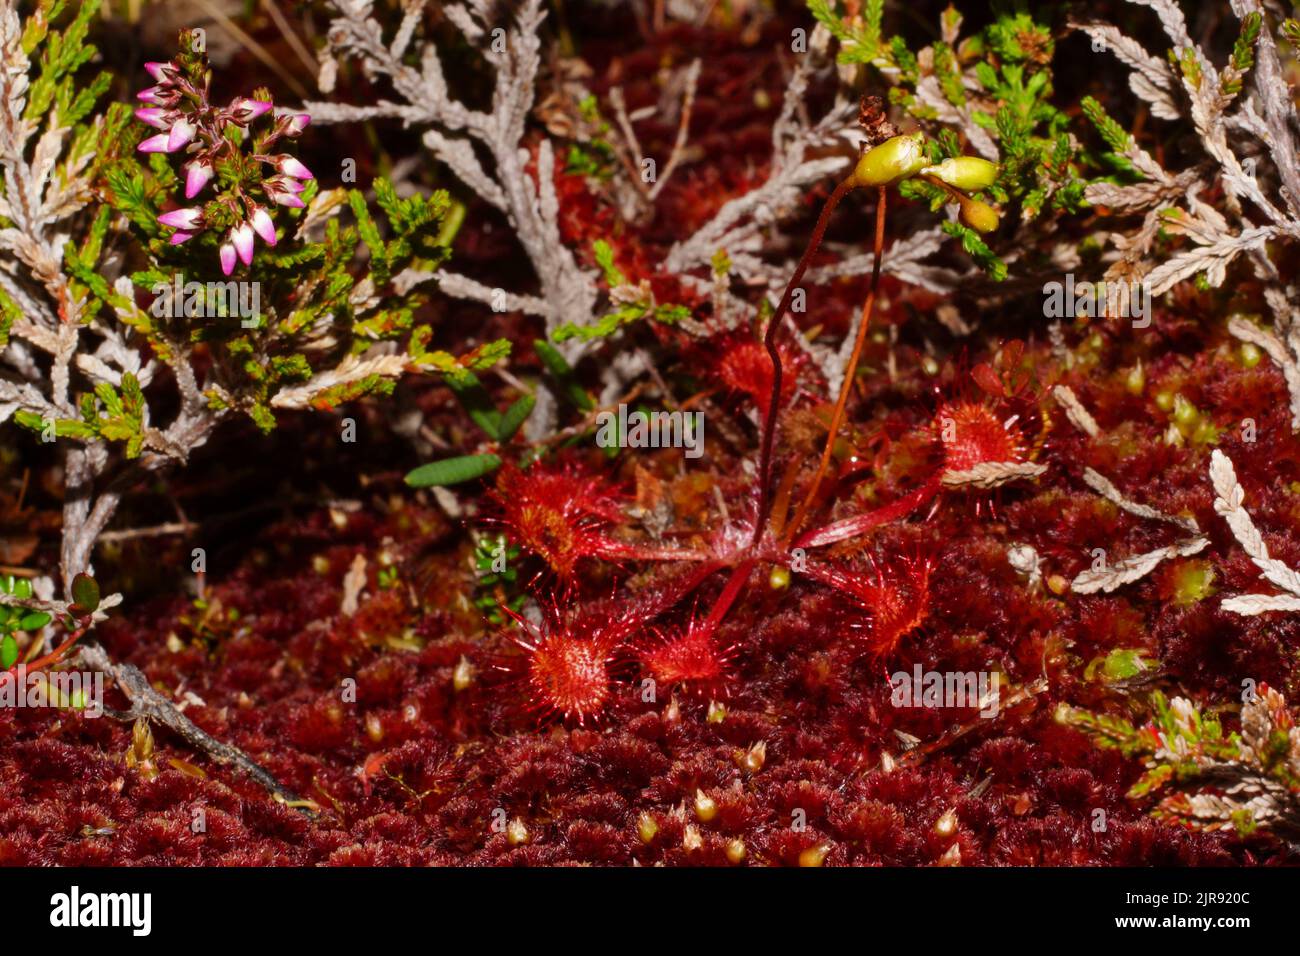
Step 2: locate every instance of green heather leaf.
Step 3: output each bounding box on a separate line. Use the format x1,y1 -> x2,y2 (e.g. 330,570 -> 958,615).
1127,765 -> 1173,799
497,393 -> 535,441
349,190 -> 389,284
0,635 -> 16,670
71,572 -> 99,613
534,339 -> 593,411
405,453 -> 502,488
941,221 -> 1007,281
444,372 -> 502,440
592,239 -> 625,286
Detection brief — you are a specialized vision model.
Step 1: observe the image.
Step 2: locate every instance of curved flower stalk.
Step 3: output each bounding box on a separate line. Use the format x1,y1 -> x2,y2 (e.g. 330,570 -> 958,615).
754,110 -> 1004,549
134,38 -> 313,275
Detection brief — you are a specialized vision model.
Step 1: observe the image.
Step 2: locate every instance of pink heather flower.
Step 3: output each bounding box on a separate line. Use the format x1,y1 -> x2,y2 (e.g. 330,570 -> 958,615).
231,223 -> 255,265
184,161 -> 214,199
137,87 -> 163,103
219,243 -> 237,276
143,62 -> 176,83
274,155 -> 313,180
266,186 -> 306,209
138,133 -> 173,153
285,113 -> 311,136
166,118 -> 196,151
265,174 -> 306,195
134,107 -> 171,129
250,207 -> 277,246
169,231 -> 194,245
158,207 -> 203,230
230,98 -> 274,123
264,176 -> 308,207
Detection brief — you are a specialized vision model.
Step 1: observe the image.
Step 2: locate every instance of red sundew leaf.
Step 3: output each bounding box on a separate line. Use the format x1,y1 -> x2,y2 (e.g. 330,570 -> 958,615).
639,616 -> 734,698
971,362 -> 1005,398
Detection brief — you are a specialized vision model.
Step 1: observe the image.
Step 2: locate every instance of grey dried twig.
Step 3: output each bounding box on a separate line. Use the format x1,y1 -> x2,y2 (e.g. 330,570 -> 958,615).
1210,449 -> 1300,615
1079,0 -> 1300,303
308,0 -> 598,342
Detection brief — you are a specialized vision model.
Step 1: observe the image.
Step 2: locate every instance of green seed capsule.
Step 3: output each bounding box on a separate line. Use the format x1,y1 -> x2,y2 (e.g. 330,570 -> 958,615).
920,156 -> 999,191
851,132 -> 927,188
958,195 -> 1000,233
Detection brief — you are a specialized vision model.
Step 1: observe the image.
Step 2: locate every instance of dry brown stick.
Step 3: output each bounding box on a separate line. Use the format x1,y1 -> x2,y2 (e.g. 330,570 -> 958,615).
648,59 -> 702,201
78,643 -> 313,815
97,521 -> 196,544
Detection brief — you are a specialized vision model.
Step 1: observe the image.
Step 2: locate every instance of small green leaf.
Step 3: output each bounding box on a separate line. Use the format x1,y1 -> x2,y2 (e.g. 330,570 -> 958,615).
405,454 -> 502,488
534,339 -> 593,411
18,611 -> 51,631
592,239 -> 626,286
498,394 -> 535,441
444,372 -> 503,440
0,635 -> 17,669
71,572 -> 100,613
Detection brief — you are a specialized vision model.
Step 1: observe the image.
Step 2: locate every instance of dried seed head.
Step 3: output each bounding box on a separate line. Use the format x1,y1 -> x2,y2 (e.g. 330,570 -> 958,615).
857,94 -> 900,147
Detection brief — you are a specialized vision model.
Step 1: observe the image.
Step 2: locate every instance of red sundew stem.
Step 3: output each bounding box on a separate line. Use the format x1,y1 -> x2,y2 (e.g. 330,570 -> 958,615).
702,559 -> 757,633
631,560 -> 727,623
793,472 -> 942,550
751,177 -> 858,548
785,185 -> 887,543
